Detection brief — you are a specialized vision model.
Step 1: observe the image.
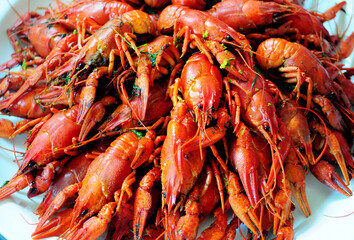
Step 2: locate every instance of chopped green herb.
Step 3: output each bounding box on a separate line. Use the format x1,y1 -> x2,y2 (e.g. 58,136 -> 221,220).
175,35 -> 181,48
131,130 -> 144,139
220,58 -> 235,69
224,176 -> 228,187
250,74 -> 258,91
22,59 -> 28,82
203,30 -> 209,39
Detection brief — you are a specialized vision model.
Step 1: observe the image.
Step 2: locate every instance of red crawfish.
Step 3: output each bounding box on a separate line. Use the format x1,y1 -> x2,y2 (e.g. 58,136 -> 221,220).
32,145 -> 109,239
0,11 -> 69,71
158,5 -> 253,78
117,35 -> 180,122
0,97 -> 113,200
1,34 -> 78,111
161,101 -> 206,212
36,129 -> 159,240
53,9 -> 158,79
172,53 -> 223,130
0,85 -> 53,119
256,38 -> 350,110
170,52 -> 230,171
267,1 -> 354,60
221,46 -> 279,152
53,10 -> 159,122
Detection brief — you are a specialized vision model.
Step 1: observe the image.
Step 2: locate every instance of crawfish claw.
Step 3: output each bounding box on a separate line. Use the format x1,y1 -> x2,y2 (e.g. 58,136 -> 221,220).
310,160 -> 352,197
32,209 -> 73,239
67,202 -> 116,240
0,174 -> 32,200
227,172 -> 261,235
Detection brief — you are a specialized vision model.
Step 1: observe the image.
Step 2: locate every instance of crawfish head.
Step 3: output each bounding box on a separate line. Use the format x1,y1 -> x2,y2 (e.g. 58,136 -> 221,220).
244,90 -> 278,144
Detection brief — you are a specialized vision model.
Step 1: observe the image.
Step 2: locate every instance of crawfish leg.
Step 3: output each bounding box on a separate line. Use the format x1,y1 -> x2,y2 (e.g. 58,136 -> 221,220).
36,183 -> 82,231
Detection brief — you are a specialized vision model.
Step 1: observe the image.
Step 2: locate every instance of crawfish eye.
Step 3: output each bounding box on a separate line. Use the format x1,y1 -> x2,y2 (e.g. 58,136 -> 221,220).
263,123 -> 270,132
63,14 -> 68,19
226,35 -> 232,41
81,209 -> 88,216
27,161 -> 36,168
78,63 -> 84,69
299,147 -> 305,154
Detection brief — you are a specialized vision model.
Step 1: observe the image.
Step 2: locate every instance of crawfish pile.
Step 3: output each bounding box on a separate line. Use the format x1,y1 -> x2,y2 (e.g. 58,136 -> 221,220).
0,0 -> 353,239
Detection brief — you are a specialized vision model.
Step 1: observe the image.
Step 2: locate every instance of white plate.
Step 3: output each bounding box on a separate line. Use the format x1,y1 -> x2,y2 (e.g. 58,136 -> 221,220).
0,0 -> 353,239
